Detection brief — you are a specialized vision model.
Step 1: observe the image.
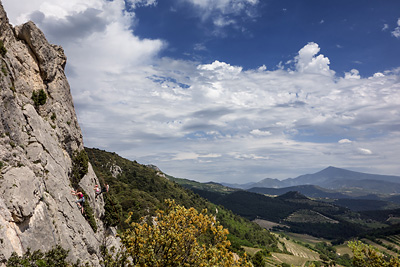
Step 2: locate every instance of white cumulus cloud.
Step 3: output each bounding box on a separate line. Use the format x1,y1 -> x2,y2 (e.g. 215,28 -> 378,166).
344,69 -> 361,79
392,18 -> 400,38
295,42 -> 334,76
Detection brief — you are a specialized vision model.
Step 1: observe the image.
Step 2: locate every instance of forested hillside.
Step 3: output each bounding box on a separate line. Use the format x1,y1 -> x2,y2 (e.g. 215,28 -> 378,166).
85,147 -> 279,251
182,185 -> 396,241
84,147 -> 400,266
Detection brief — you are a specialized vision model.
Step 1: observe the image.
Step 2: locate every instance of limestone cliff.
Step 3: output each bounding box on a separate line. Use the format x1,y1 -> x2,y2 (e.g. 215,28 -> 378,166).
0,2 -> 115,265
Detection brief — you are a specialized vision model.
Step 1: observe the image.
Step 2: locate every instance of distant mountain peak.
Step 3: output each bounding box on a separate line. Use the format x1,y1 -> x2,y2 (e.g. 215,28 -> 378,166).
325,166 -> 338,170
230,166 -> 400,195
314,166 -> 346,175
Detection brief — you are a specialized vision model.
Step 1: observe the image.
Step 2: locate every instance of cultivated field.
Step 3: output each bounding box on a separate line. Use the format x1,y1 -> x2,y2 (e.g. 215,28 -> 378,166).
253,218 -> 286,230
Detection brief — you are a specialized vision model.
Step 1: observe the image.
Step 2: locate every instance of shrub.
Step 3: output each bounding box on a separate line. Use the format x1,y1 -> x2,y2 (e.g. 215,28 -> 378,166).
69,149 -> 96,232
103,193 -> 122,227
81,190 -> 97,232
120,199 -> 251,266
349,240 -> 400,267
6,245 -> 75,267
252,251 -> 265,267
70,149 -> 89,189
0,40 -> 6,57
31,89 -> 47,107
100,245 -> 129,267
1,63 -> 7,76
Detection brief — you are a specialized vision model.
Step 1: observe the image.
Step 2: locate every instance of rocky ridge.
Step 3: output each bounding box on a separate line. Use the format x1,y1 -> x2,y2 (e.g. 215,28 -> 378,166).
0,2 -> 116,265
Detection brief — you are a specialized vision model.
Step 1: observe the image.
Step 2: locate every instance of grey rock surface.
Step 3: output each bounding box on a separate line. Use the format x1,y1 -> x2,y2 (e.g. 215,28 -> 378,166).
0,1 -> 118,265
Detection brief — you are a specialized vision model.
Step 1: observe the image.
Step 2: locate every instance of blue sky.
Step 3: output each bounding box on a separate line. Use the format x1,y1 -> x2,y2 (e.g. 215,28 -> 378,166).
3,0 -> 400,183
132,0 -> 400,77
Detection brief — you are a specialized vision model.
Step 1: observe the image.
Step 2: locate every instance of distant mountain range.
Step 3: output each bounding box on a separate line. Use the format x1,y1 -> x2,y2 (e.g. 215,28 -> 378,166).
247,185 -> 348,199
223,166 -> 400,195
168,166 -> 400,239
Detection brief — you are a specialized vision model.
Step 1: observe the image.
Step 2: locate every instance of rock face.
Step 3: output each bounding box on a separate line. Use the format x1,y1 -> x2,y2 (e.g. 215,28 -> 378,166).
0,2 -> 115,265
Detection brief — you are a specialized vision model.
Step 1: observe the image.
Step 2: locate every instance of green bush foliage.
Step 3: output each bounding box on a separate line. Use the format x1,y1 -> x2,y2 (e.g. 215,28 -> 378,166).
70,149 -> 89,189
81,189 -> 97,232
31,89 -> 47,107
6,245 -> 79,267
103,193 -> 122,227
69,149 -> 95,231
217,208 -> 278,251
252,251 -> 265,267
120,200 -> 251,266
0,40 -> 6,57
99,245 -> 129,267
349,240 -> 400,266
1,63 -> 7,76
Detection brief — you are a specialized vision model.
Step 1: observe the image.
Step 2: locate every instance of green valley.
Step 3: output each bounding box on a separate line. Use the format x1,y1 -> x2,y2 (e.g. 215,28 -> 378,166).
85,147 -> 400,266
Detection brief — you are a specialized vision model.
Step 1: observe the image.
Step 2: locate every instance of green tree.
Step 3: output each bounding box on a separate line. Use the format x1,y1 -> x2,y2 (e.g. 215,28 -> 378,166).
252,251 -> 265,267
103,193 -> 122,227
119,199 -> 251,267
319,253 -> 329,263
349,240 -> 400,267
70,149 -> 89,189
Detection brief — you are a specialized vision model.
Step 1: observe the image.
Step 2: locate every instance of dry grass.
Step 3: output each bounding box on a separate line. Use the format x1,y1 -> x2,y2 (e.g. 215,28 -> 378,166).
253,218 -> 286,230
271,252 -> 310,266
283,232 -> 329,245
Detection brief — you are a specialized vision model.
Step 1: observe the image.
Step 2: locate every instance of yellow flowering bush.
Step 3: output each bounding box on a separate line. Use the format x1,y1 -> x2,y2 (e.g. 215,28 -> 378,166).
349,240 -> 400,267
120,199 -> 251,267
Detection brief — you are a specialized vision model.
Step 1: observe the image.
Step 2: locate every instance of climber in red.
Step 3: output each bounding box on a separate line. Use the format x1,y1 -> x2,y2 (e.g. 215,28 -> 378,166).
71,189 -> 85,214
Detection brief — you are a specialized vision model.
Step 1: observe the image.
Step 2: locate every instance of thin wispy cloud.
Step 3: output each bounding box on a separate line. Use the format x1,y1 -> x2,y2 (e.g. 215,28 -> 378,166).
182,0 -> 259,16
180,0 -> 259,31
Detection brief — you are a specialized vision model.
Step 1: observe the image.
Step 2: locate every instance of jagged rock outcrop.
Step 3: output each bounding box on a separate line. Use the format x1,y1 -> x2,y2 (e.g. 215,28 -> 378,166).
0,2 -> 116,265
